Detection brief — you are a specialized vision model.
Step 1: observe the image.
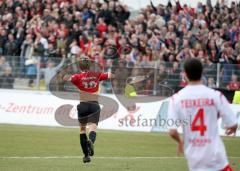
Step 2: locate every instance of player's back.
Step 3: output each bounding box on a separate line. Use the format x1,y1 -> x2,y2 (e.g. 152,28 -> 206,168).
170,84 -> 235,171
71,71 -> 109,102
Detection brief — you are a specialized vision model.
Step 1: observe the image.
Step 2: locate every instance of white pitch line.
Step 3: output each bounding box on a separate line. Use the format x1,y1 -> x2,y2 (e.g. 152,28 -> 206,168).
0,156 -> 239,160
0,156 -> 182,160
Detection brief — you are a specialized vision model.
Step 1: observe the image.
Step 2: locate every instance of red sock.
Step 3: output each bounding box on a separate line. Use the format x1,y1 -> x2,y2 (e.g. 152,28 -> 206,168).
221,164 -> 233,171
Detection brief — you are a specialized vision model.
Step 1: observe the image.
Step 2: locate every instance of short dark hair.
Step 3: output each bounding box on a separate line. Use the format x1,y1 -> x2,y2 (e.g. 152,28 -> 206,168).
79,58 -> 90,71
184,58 -> 203,81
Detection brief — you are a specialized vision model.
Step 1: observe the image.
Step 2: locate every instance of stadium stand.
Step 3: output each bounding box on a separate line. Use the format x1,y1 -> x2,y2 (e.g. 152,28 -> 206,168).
0,0 -> 240,93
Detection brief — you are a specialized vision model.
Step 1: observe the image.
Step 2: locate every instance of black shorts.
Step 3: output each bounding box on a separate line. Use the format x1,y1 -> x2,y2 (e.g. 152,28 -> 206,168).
77,101 -> 100,124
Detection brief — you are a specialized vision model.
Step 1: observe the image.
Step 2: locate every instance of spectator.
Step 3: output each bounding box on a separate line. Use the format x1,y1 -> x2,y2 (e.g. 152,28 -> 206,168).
4,34 -> 17,56
0,29 -> 7,55
208,77 -> 216,88
125,55 -> 134,68
47,43 -> 59,58
168,62 -> 181,89
191,20 -> 201,36
140,55 -> 151,68
96,18 -> 107,37
158,63 -> 167,82
114,61 -> 129,94
209,49 -> 219,63
98,2 -> 114,25
56,31 -> 67,53
33,35 -> 45,57
25,58 -> 37,87
4,34 -> 18,75
220,46 -> 236,85
144,79 -> 154,95
40,57 -> 66,90
227,74 -> 240,91
21,34 -> 34,60
0,56 -> 10,76
203,56 -> 217,80
36,32 -> 48,55
0,0 -> 240,91
69,40 -> 81,58
20,34 -> 34,76
0,67 -> 14,89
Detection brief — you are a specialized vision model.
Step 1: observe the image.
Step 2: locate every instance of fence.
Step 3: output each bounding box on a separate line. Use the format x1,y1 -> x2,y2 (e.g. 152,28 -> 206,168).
0,55 -> 239,94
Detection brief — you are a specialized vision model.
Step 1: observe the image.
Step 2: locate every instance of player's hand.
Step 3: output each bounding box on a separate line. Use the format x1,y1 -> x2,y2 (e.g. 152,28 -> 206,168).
108,72 -> 115,79
225,124 -> 238,136
63,75 -> 71,82
177,140 -> 184,156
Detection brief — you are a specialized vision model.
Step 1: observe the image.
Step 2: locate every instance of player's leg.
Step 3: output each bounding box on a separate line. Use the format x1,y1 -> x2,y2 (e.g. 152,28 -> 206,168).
77,103 -> 91,163
79,124 -> 91,163
87,101 -> 101,156
89,123 -> 97,143
87,123 -> 97,156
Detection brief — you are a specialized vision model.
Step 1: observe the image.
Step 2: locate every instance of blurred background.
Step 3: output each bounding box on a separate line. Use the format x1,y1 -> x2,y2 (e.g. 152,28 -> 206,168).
0,0 -> 240,101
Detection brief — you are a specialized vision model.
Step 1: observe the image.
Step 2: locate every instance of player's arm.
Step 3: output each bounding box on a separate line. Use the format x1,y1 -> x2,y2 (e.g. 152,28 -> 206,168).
63,74 -> 72,82
107,72 -> 115,79
169,130 -> 181,143
99,72 -> 114,80
169,129 -> 184,156
63,74 -> 80,86
225,124 -> 238,136
167,96 -> 184,156
217,93 -> 238,136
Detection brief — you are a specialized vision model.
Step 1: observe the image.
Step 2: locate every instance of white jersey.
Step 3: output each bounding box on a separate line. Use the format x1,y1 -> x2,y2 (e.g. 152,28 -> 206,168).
168,84 -> 237,171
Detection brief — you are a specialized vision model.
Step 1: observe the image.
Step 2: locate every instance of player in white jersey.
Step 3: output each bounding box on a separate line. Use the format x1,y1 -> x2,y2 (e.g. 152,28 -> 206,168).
168,59 -> 238,171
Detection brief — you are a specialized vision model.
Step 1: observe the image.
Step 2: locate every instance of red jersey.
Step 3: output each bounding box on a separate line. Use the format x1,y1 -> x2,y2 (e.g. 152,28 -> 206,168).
71,72 -> 108,93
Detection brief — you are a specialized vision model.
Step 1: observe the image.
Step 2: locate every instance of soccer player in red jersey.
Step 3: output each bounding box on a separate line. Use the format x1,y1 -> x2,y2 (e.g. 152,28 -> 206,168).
168,59 -> 238,171
64,59 -> 112,163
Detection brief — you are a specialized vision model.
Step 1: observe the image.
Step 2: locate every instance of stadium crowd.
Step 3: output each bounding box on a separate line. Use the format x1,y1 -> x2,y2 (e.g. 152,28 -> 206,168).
0,0 -> 240,91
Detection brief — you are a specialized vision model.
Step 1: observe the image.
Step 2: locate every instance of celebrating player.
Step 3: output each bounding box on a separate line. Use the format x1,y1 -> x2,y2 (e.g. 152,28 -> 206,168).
168,58 -> 238,171
63,59 -> 112,163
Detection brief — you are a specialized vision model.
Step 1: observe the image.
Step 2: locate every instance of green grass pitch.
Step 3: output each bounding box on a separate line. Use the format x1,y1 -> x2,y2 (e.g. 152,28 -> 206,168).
0,124 -> 239,171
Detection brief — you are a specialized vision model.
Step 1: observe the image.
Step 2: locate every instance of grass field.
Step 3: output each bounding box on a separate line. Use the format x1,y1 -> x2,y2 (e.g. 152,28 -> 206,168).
0,124 -> 239,171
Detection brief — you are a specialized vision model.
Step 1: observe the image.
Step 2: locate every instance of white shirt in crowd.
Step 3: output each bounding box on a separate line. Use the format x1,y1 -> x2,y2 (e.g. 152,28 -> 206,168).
40,37 -> 48,50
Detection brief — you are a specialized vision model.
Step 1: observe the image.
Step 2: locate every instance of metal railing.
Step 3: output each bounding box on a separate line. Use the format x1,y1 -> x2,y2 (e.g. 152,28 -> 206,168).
0,55 -> 239,93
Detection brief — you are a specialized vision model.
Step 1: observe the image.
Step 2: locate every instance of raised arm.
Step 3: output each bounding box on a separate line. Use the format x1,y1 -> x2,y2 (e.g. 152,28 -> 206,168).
53,57 -> 66,71
99,72 -> 114,81
63,74 -> 72,82
107,72 -> 115,79
150,0 -> 157,13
